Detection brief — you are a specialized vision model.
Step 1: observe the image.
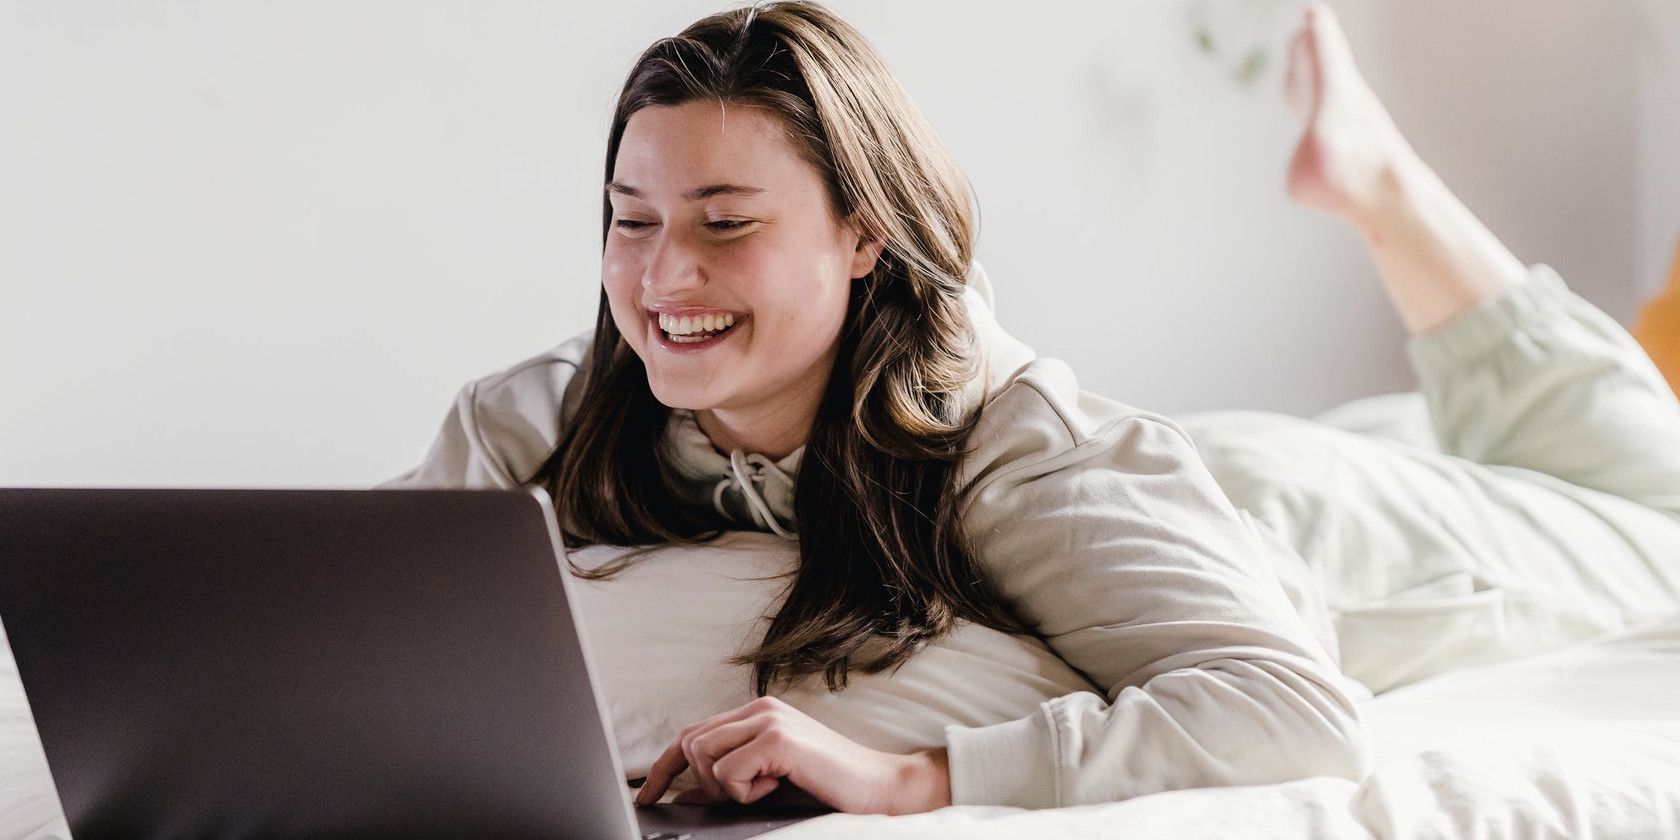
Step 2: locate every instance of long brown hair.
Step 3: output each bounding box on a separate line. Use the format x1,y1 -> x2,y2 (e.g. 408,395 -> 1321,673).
528,0 -> 1024,695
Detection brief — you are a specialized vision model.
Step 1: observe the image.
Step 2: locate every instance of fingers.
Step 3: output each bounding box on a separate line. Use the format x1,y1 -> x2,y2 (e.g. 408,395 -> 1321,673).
683,722 -> 730,801
672,775 -> 778,806
637,696 -> 906,814
710,729 -> 791,804
635,737 -> 691,805
741,776 -> 783,805
635,697 -> 785,806
701,718 -> 788,803
681,714 -> 767,800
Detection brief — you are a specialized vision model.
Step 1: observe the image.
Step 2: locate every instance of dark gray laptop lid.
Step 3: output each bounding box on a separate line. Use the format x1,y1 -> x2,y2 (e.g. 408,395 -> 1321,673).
0,487 -> 642,840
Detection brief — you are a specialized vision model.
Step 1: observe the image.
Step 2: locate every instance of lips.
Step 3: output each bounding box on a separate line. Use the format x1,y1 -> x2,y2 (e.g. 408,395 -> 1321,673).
658,311 -> 737,336
647,310 -> 745,353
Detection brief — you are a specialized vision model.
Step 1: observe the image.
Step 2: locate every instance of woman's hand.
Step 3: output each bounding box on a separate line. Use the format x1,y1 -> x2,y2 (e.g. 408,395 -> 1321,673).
633,695 -> 951,816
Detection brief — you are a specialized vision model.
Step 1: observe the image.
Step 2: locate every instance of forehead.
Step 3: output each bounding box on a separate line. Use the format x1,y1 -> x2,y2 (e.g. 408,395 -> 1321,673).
612,101 -> 819,196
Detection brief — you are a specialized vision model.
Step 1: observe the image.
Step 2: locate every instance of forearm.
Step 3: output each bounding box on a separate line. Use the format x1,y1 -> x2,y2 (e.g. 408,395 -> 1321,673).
887,747 -> 952,815
945,659 -> 1371,808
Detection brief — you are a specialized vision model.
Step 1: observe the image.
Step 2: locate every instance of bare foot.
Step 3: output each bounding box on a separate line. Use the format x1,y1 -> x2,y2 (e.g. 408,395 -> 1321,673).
1280,1 -> 1527,335
1283,2 -> 1417,233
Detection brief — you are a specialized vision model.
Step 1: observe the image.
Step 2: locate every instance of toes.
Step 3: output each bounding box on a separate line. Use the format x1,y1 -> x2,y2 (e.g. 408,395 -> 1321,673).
1304,1 -> 1361,79
1304,1 -> 1335,35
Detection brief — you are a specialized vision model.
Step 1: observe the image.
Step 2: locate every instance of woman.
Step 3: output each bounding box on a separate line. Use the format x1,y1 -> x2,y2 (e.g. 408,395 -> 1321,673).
384,1 -> 1680,816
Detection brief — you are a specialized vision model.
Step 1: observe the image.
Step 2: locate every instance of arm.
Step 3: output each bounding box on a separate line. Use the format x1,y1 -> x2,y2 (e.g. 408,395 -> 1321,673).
946,360 -> 1372,807
376,379 -> 511,490
376,334 -> 592,490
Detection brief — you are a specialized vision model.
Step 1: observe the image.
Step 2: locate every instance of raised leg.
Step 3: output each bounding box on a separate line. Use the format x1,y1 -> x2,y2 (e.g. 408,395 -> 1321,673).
1172,3 -> 1680,692
1284,1 -> 1528,337
1282,1 -> 1680,514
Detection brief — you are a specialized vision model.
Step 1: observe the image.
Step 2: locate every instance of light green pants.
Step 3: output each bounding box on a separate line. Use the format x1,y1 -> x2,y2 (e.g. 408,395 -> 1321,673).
1176,265 -> 1680,694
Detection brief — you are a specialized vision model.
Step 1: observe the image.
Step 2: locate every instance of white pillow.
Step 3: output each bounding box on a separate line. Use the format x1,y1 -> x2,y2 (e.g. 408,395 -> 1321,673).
564,532 -> 1098,785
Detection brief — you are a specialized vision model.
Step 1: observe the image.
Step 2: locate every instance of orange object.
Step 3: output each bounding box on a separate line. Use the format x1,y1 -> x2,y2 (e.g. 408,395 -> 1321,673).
1632,236 -> 1680,398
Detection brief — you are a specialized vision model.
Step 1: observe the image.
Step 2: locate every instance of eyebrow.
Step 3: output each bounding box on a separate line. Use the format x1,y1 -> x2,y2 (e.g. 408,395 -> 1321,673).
606,181 -> 766,201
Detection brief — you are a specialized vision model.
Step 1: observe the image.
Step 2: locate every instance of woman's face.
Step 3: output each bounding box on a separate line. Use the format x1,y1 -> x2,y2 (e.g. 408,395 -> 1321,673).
603,101 -> 880,425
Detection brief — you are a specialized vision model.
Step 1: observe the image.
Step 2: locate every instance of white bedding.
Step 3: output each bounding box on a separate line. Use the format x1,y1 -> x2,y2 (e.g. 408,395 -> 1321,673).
5,616 -> 1678,839
762,616 -> 1680,840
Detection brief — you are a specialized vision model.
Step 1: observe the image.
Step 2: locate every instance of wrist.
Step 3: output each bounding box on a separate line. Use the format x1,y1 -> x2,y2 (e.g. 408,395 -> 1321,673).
889,747 -> 951,815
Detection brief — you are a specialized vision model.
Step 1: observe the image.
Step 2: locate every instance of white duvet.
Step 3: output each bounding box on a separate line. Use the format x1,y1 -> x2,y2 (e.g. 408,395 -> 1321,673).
5,616 -> 1678,839
762,616 -> 1680,840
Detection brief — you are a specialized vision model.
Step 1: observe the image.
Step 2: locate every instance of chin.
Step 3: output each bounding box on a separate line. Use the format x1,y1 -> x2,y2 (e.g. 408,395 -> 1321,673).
644,378 -> 718,412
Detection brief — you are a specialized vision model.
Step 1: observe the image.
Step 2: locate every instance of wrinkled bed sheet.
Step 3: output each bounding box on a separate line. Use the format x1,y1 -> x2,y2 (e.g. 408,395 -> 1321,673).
763,616 -> 1680,840
4,617 -> 1678,840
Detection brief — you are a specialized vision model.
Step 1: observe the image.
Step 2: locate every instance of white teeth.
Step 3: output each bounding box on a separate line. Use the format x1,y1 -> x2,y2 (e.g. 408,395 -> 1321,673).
658,312 -> 738,336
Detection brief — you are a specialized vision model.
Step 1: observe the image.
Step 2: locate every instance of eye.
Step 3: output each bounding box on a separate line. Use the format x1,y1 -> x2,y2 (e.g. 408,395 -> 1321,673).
706,220 -> 753,232
614,219 -> 655,234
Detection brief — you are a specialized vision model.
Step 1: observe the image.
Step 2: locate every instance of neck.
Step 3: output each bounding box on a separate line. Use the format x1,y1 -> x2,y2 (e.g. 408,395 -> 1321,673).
694,381 -> 826,461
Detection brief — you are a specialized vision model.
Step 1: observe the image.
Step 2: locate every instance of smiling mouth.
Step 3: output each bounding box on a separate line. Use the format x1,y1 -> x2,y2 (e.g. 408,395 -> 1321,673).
665,322 -> 738,343
652,312 -> 744,347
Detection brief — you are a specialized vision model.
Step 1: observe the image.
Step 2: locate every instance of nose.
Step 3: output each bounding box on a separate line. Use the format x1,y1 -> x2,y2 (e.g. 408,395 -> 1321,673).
641,227 -> 705,296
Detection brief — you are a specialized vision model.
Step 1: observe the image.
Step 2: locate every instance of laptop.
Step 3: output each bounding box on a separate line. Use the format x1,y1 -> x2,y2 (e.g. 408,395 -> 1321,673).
0,488 -> 827,840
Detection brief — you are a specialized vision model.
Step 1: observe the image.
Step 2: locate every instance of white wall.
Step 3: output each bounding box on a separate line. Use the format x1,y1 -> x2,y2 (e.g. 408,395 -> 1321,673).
1380,0 -> 1656,319
3,1 -> 1675,488
1636,0 -> 1680,299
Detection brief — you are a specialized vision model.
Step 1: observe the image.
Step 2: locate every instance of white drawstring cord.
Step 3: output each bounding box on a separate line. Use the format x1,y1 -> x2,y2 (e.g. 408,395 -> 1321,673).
710,449 -> 797,539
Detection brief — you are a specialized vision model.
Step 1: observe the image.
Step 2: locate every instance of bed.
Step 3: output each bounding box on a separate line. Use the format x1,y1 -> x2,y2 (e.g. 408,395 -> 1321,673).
4,611 -> 1678,839
755,614 -> 1680,839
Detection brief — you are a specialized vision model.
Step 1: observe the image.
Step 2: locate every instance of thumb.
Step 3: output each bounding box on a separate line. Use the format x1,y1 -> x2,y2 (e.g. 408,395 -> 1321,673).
732,774 -> 782,804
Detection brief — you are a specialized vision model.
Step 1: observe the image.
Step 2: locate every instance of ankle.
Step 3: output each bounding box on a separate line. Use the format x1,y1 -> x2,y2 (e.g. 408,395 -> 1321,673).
1352,153 -> 1435,243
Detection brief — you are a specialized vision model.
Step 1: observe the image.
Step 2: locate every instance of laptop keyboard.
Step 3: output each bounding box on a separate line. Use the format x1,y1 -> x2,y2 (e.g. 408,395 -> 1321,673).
642,833 -> 691,840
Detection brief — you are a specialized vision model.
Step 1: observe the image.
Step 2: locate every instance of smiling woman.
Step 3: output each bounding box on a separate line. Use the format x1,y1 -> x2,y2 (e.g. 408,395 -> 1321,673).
529,2 -> 1029,734
386,0 -> 1369,813
379,0 -> 1680,821
601,102 -> 874,459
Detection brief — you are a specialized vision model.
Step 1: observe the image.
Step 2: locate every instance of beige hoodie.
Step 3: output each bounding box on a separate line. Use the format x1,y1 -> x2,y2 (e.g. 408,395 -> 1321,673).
381,264 -> 1371,808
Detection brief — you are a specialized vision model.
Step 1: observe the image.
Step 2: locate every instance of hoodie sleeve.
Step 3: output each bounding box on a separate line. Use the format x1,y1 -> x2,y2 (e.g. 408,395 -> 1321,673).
944,358 -> 1372,808
377,333 -> 593,490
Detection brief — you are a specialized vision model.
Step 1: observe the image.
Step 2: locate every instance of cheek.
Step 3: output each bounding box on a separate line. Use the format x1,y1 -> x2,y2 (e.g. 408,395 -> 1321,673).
736,240 -> 851,339
755,272 -> 851,353
601,246 -> 645,339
